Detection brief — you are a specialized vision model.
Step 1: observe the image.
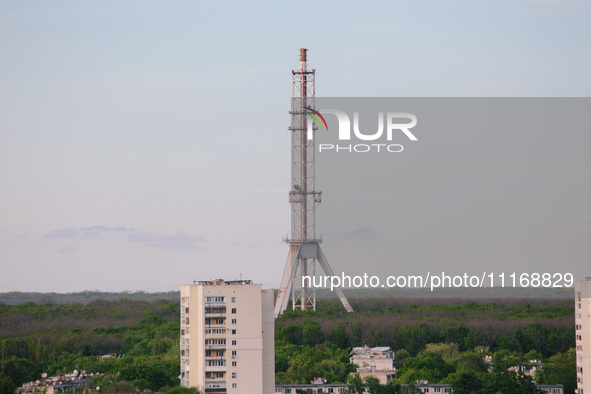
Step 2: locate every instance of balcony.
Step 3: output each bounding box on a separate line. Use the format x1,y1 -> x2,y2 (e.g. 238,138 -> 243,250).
205,312 -> 226,318
205,344 -> 226,350
205,301 -> 226,307
205,365 -> 227,372
205,324 -> 226,329
205,356 -> 226,361
205,378 -> 226,382
204,378 -> 226,388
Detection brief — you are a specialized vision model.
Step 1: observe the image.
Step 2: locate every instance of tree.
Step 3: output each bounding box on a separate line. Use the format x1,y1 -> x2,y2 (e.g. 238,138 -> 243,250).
347,373 -> 365,394
275,343 -> 352,384
331,325 -> 350,349
394,349 -> 410,370
0,357 -> 38,391
454,352 -> 488,374
396,351 -> 452,383
364,376 -> 382,394
442,370 -> 483,394
277,325 -> 302,345
301,321 -> 323,347
0,376 -> 17,394
492,349 -> 520,372
161,387 -> 201,394
111,380 -> 136,393
482,371 -> 546,394
464,330 -> 485,351
387,381 -> 422,394
536,348 -> 576,394
425,343 -> 460,363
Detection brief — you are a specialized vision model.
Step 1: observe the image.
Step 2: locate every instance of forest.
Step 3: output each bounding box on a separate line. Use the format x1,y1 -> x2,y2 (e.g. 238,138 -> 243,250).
0,294 -> 576,393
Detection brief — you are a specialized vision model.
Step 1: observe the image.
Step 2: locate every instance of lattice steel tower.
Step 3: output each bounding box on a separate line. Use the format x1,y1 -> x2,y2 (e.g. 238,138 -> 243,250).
274,49 -> 354,318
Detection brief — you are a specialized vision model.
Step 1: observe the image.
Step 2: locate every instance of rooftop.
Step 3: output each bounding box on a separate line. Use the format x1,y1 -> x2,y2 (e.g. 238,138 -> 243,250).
191,279 -> 254,286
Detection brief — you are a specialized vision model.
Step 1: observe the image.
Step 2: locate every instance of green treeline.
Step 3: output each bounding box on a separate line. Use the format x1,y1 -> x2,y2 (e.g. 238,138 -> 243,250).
275,298 -> 576,393
0,299 -> 189,393
0,297 -> 577,394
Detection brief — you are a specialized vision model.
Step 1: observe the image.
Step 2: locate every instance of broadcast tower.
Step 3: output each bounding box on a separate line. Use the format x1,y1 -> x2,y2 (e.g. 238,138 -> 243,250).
274,49 -> 354,317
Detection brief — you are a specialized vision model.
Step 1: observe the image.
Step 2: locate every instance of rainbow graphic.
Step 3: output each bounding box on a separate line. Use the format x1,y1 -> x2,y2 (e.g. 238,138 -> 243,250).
304,106 -> 328,131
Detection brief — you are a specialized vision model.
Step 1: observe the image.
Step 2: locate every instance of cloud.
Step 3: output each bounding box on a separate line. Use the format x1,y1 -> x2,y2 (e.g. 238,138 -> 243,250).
337,227 -> 382,240
126,232 -> 206,250
42,226 -> 136,240
42,225 -> 205,251
57,246 -> 77,254
42,228 -> 79,239
81,225 -> 135,232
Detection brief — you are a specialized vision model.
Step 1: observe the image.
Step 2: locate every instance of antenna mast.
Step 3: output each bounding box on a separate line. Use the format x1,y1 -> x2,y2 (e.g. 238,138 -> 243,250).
275,49 -> 354,317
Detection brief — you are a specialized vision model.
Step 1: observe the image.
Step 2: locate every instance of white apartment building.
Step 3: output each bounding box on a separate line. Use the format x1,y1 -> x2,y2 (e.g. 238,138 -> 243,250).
180,279 -> 275,394
350,346 -> 397,384
576,278 -> 591,394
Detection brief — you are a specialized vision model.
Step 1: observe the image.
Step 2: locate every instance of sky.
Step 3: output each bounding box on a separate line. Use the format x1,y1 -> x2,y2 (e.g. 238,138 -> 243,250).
1,0 -> 590,293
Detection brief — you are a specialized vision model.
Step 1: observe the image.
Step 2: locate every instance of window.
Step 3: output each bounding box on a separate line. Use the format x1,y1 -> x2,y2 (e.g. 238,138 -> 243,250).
232,329 -> 237,335
232,297 -> 236,302
232,340 -> 237,345
206,360 -> 226,367
232,319 -> 237,324
205,339 -> 226,345
285,390 -> 291,394
232,361 -> 237,366
232,372 -> 237,378
232,308 -> 237,314
205,296 -> 225,302
232,350 -> 237,357
232,383 -> 237,388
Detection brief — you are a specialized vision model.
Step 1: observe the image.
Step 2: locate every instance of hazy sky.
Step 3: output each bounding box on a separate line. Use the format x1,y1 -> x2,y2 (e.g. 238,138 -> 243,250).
1,1 -> 590,292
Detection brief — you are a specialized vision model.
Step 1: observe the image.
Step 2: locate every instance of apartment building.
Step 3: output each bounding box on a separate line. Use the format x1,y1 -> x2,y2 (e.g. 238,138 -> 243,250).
350,346 -> 397,384
180,279 -> 275,394
576,278 -> 591,394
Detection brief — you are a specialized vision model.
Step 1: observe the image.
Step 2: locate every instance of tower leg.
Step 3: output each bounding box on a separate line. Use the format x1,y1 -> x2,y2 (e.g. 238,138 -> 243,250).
317,245 -> 354,313
275,244 -> 300,318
